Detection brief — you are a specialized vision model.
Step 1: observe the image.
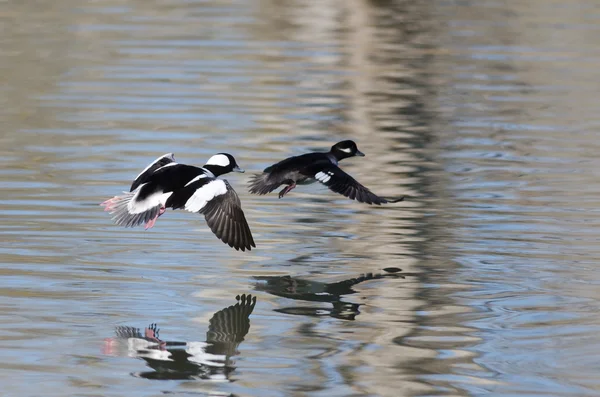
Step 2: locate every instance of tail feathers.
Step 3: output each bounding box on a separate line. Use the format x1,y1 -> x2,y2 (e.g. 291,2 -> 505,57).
248,173 -> 281,195
101,192 -> 161,228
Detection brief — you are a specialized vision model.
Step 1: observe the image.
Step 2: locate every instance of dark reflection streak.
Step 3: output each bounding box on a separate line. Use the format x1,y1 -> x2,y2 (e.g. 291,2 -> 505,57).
254,269 -> 404,321
394,5 -> 529,394
342,0 -> 481,396
248,0 -> 454,393
103,294 -> 256,381
359,1 -> 529,395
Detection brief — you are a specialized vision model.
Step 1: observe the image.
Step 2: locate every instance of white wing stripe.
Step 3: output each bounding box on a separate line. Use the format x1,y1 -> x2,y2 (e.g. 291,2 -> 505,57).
134,153 -> 175,180
200,167 -> 216,178
184,180 -> 228,213
154,162 -> 178,172
315,171 -> 332,183
184,174 -> 209,187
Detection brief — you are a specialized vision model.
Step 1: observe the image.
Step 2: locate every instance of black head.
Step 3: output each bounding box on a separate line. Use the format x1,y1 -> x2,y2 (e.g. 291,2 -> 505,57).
203,153 -> 244,177
330,140 -> 365,161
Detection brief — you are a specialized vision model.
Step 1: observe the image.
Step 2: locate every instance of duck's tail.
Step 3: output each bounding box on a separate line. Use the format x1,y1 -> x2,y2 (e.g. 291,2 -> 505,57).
100,190 -> 162,229
248,173 -> 281,195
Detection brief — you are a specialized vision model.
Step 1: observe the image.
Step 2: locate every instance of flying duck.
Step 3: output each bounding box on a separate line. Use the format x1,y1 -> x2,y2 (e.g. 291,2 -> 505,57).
101,153 -> 255,251
248,140 -> 404,204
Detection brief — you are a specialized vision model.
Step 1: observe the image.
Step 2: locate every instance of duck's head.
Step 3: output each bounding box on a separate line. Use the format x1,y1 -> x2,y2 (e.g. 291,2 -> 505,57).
330,140 -> 365,161
203,153 -> 244,176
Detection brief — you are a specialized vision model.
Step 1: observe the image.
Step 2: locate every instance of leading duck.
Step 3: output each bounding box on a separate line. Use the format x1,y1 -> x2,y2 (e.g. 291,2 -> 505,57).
248,140 -> 404,205
101,153 -> 255,252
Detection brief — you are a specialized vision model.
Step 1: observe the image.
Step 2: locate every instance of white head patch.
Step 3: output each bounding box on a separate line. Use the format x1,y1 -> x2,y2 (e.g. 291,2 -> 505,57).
205,154 -> 230,167
340,147 -> 352,154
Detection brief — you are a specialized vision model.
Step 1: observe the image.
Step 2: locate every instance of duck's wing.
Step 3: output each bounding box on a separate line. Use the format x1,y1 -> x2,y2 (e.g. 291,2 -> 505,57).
206,294 -> 257,357
130,153 -> 176,192
307,164 -> 403,205
183,178 -> 255,251
104,164 -> 208,229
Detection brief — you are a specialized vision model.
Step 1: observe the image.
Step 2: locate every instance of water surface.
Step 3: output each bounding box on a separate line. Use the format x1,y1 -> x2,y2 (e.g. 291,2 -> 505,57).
1,0 -> 600,396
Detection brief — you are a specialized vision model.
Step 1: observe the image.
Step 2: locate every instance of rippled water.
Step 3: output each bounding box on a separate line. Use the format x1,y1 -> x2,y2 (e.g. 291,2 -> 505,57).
2,0 -> 600,396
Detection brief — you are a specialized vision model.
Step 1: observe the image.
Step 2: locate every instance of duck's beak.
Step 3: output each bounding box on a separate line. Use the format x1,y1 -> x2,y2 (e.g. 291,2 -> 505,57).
356,149 -> 365,157
233,165 -> 245,173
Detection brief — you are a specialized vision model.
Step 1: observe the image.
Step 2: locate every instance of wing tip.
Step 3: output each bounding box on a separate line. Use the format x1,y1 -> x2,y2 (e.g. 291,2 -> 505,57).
232,239 -> 256,252
359,195 -> 405,205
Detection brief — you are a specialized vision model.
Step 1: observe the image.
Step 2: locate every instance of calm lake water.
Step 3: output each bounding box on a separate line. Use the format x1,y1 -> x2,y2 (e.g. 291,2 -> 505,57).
2,0 -> 600,396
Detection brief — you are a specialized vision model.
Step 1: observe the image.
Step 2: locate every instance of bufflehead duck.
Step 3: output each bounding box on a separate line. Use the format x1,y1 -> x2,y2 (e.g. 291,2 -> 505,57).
254,269 -> 403,320
248,140 -> 404,204
104,294 -> 257,381
101,153 -> 255,251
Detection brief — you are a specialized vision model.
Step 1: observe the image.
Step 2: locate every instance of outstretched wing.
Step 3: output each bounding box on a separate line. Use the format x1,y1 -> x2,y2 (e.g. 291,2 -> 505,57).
184,179 -> 255,251
308,164 -> 403,205
206,294 -> 257,357
130,153 -> 176,192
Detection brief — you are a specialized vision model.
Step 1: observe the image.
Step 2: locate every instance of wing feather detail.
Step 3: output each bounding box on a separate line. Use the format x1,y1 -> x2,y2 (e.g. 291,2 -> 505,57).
101,184 -> 171,228
206,294 -> 257,356
131,153 -> 176,192
312,165 -> 403,205
185,179 -> 255,251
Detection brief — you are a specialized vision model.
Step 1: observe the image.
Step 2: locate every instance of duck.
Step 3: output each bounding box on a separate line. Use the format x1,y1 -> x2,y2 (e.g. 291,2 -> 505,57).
248,140 -> 404,204
254,268 -> 404,320
101,153 -> 255,251
104,294 -> 257,381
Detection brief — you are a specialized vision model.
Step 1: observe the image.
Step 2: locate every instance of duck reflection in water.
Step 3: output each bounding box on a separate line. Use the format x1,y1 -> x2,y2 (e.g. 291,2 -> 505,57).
254,268 -> 403,321
103,294 -> 256,381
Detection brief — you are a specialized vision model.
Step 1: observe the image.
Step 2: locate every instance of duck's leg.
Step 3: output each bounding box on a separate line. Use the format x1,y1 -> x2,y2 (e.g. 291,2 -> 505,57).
278,182 -> 297,199
144,206 -> 166,230
144,323 -> 166,349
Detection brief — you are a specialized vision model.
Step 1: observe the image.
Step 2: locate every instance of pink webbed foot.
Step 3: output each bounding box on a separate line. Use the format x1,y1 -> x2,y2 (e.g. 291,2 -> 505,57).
144,324 -> 166,348
102,337 -> 117,356
144,327 -> 161,343
144,216 -> 158,230
278,183 -> 297,199
144,206 -> 165,230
